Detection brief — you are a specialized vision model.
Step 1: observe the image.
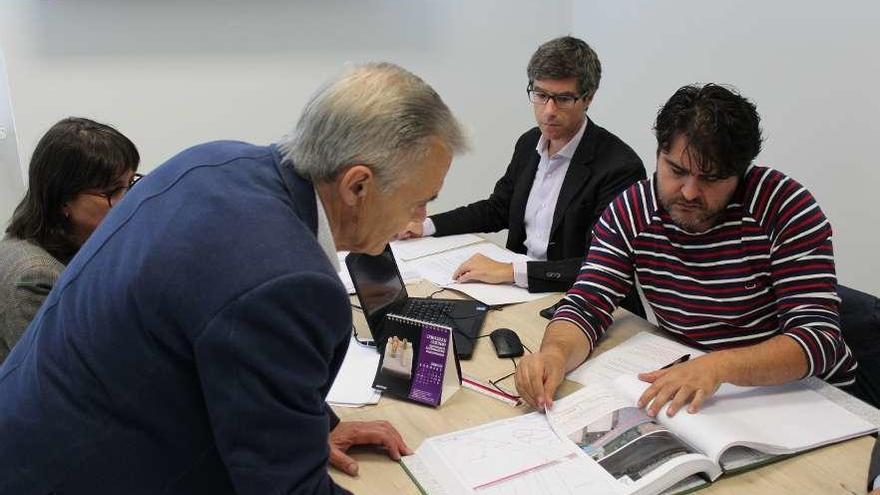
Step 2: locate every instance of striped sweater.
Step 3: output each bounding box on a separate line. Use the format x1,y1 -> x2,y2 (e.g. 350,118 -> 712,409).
554,165 -> 856,386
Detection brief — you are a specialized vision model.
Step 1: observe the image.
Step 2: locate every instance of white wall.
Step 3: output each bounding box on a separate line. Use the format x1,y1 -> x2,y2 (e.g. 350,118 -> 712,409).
574,1 -> 880,294
0,48 -> 24,221
0,0 -> 571,226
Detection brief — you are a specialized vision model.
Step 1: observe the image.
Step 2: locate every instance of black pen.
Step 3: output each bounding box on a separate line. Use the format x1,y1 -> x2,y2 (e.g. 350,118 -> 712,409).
660,354 -> 690,369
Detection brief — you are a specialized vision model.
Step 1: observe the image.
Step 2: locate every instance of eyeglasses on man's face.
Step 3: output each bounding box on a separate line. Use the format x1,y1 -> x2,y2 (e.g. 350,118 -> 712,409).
83,173 -> 144,208
526,87 -> 588,109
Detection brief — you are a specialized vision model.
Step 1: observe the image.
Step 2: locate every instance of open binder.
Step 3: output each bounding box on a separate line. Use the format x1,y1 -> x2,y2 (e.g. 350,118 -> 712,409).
400,331 -> 878,495
372,314 -> 461,407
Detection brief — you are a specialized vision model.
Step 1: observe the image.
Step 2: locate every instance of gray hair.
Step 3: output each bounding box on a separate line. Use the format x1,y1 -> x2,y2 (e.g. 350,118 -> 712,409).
280,62 -> 468,191
527,36 -> 601,98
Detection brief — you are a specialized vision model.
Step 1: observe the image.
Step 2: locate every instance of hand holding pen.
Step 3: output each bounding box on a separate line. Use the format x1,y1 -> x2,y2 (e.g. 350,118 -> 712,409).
660,354 -> 690,369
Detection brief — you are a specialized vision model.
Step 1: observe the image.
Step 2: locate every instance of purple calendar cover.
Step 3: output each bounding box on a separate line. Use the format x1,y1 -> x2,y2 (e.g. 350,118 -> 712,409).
372,315 -> 457,407
407,324 -> 449,406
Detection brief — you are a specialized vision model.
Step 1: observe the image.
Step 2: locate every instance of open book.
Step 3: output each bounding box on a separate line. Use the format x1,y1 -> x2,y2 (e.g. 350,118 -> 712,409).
402,332 -> 877,495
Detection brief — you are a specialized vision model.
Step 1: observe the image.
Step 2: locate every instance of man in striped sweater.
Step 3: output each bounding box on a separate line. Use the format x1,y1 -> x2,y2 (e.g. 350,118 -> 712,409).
515,84 -> 857,417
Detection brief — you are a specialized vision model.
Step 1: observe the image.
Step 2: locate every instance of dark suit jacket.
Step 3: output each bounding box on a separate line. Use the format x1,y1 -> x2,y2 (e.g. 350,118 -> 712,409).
431,120 -> 646,293
0,142 -> 351,494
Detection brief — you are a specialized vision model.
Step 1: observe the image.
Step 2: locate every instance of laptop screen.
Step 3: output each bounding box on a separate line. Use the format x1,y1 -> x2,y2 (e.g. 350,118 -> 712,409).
345,245 -> 408,335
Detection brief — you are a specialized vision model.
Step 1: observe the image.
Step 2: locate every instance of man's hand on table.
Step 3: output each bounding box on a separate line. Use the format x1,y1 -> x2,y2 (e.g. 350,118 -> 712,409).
514,321 -> 592,410
329,420 -> 413,476
514,349 -> 567,409
637,354 -> 722,417
452,253 -> 514,284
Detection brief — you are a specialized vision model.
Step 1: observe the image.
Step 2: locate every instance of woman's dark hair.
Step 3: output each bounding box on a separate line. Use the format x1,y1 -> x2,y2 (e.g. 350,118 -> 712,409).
6,117 -> 139,263
654,84 -> 763,179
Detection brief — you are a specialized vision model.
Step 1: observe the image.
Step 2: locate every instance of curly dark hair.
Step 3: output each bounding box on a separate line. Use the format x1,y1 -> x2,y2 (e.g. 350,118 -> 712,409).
6,117 -> 139,263
654,84 -> 763,178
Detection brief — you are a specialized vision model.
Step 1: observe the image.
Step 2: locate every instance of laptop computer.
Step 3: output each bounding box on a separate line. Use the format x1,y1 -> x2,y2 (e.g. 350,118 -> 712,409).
345,245 -> 488,359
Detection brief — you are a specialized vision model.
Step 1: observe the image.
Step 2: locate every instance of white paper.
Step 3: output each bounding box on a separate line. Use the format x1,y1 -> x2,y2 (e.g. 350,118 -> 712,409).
417,412 -> 574,489
413,242 -> 549,305
400,454 -> 457,495
475,452 -> 624,495
442,282 -> 548,306
409,409 -> 623,495
391,234 -> 484,261
567,332 -> 705,386
549,382 -> 634,436
415,242 -> 527,285
326,337 -> 382,407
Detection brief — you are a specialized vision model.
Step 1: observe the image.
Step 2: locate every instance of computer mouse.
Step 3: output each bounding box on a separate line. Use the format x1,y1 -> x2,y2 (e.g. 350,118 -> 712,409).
490,328 -> 524,358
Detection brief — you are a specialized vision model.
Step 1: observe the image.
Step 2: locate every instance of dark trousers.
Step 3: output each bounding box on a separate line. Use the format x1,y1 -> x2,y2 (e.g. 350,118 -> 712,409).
838,284 -> 880,409
841,364 -> 880,409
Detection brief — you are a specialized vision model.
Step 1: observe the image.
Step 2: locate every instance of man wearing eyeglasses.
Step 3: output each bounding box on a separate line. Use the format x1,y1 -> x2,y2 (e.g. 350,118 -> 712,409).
515,84 -> 859,421
401,36 -> 646,303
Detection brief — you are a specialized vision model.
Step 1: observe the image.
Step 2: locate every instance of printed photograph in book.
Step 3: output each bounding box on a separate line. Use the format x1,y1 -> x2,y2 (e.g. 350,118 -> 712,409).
569,407 -> 695,484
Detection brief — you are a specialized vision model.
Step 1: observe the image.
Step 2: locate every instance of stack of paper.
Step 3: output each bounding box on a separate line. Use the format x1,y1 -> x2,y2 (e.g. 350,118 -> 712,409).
327,337 -> 382,407
390,233 -> 484,261
413,242 -> 549,306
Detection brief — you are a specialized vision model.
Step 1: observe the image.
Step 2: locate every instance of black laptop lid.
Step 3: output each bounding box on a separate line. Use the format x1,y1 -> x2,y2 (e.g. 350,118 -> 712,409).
345,245 -> 408,337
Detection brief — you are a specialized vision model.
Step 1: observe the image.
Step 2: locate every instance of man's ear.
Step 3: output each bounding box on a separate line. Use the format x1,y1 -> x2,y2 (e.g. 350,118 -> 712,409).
583,94 -> 594,110
337,165 -> 374,206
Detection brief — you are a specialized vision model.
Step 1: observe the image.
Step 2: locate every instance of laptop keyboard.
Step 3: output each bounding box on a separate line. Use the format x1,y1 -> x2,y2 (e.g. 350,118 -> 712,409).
402,299 -> 456,327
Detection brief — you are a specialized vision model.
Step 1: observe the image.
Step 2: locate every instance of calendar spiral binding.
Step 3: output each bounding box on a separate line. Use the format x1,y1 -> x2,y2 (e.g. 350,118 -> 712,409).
385,313 -> 452,332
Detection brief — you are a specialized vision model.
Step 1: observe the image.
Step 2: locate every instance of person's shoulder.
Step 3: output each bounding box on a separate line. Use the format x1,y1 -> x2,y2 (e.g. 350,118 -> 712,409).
513,127 -> 542,148
741,165 -> 818,217
584,121 -> 643,167
0,237 -> 64,286
0,237 -> 63,273
144,141 -> 284,209
742,165 -> 828,239
164,141 -> 276,169
603,177 -> 657,235
622,177 -> 656,215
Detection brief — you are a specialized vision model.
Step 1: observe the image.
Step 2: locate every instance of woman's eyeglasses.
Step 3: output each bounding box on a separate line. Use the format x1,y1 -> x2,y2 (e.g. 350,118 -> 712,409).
83,173 -> 144,208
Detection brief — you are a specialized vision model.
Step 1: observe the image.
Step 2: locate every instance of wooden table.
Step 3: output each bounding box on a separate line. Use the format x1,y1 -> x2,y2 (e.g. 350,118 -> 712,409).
332,281 -> 875,494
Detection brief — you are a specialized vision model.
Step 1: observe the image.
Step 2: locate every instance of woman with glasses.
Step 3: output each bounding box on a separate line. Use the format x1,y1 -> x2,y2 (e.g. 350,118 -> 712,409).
0,117 -> 140,362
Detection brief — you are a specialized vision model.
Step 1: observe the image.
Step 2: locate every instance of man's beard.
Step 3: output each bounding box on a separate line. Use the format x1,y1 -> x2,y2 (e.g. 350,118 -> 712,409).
659,195 -> 725,233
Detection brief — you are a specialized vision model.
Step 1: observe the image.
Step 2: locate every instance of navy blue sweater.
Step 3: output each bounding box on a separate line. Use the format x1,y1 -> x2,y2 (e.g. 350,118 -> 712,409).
0,142 -> 351,494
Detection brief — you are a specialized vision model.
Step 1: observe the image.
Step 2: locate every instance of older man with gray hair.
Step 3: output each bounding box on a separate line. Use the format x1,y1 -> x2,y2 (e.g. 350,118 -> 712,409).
0,62 -> 466,495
